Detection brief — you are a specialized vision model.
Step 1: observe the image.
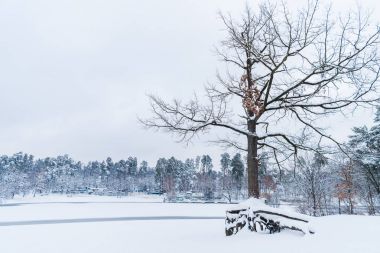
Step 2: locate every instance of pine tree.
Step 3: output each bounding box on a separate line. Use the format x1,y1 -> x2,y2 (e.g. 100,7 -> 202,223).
178,159 -> 195,192
200,155 -> 213,173
127,157 -> 138,176
220,153 -> 231,176
231,153 -> 244,199
349,108 -> 380,195
220,153 -> 234,202
154,158 -> 167,193
139,161 -> 148,175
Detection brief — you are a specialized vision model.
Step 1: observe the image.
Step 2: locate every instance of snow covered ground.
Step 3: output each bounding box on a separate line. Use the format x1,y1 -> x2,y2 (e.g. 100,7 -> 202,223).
0,195 -> 379,253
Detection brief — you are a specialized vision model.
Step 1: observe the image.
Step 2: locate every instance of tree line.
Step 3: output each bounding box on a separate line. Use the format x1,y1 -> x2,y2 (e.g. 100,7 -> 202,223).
0,108 -> 380,215
0,151 -> 246,202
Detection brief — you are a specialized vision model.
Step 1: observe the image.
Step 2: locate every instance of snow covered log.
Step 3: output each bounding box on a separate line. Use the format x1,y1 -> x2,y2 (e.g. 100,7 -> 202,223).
225,208 -> 249,236
225,198 -> 315,236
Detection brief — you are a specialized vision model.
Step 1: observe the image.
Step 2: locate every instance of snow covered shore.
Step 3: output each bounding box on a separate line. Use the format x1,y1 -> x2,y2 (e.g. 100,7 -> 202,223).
0,195 -> 378,253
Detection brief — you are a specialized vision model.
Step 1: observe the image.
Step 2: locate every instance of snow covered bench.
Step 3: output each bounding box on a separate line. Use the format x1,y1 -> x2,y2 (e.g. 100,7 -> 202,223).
225,198 -> 315,236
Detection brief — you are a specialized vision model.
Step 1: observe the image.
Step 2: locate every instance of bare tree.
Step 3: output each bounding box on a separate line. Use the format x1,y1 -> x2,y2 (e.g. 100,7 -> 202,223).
141,0 -> 380,198
296,152 -> 330,216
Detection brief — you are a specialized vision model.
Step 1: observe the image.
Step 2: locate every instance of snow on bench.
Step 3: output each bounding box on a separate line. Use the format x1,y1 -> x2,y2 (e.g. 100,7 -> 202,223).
225,198 -> 315,236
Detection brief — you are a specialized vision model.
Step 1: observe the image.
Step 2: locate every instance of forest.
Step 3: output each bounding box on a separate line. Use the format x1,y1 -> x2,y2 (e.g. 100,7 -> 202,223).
1,108 -> 379,216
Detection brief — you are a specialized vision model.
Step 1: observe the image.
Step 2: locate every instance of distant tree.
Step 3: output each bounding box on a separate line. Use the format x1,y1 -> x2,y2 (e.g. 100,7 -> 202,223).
334,158 -> 357,215
165,157 -> 180,198
200,155 -> 213,173
349,110 -> 380,195
139,160 -> 149,175
106,157 -> 114,172
231,153 -> 245,198
297,152 -> 330,216
100,161 -> 108,185
195,156 -> 200,171
257,152 -> 275,200
197,155 -> 215,199
154,157 -> 178,197
178,159 -> 195,192
348,110 -> 380,214
154,158 -> 167,193
127,157 -> 138,176
258,152 -> 269,178
220,153 -> 231,188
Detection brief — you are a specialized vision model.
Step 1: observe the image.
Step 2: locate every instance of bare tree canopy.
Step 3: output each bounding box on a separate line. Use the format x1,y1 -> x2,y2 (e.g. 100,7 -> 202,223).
141,0 -> 380,198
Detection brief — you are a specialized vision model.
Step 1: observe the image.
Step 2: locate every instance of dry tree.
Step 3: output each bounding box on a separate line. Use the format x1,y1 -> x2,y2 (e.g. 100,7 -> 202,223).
141,0 -> 380,198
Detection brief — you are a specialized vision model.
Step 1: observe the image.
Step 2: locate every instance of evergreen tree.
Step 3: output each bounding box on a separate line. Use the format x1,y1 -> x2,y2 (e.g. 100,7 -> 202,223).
349,108 -> 380,194
127,157 -> 138,176
231,153 -> 244,192
220,153 -> 231,177
200,155 -> 213,173
178,159 -> 195,192
220,153 -> 234,202
139,160 -> 148,175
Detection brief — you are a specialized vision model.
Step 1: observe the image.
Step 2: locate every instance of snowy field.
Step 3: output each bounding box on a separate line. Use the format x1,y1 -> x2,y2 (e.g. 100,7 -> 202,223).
0,195 -> 379,253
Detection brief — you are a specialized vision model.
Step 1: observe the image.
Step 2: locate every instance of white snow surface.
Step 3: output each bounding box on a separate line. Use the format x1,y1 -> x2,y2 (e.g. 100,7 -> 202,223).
0,195 -> 379,253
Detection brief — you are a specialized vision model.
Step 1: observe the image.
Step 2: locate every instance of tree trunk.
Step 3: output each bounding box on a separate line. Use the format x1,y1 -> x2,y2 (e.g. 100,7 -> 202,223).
338,199 -> 341,215
311,181 -> 317,216
349,197 -> 354,214
247,120 -> 259,198
367,184 -> 375,215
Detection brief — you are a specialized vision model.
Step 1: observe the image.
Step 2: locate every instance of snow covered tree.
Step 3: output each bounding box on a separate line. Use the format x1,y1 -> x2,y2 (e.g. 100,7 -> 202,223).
220,153 -> 231,179
333,158 -> 357,215
141,0 -> 380,198
177,159 -> 195,192
127,157 -> 138,176
139,160 -> 148,175
197,155 -> 215,200
231,153 -> 244,199
348,108 -> 380,214
296,152 -> 331,216
155,158 -> 167,193
349,114 -> 380,195
200,155 -> 213,173
154,157 -> 179,198
220,153 -> 234,202
165,157 -> 180,199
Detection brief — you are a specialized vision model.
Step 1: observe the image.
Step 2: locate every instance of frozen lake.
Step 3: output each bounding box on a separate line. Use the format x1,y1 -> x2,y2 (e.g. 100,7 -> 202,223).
0,195 -> 379,253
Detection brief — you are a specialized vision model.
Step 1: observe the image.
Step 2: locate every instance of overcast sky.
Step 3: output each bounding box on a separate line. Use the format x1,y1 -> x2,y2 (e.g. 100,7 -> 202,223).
0,0 -> 379,166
